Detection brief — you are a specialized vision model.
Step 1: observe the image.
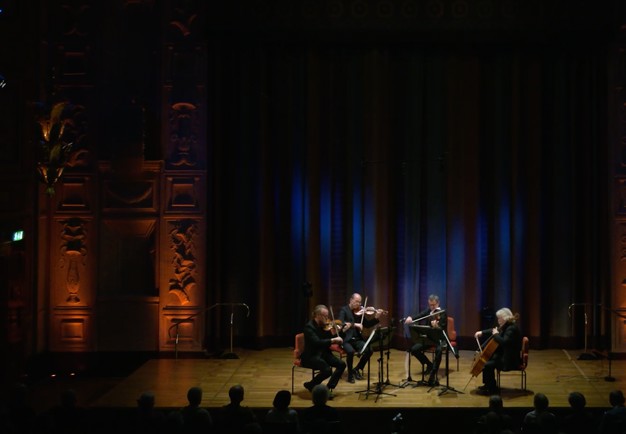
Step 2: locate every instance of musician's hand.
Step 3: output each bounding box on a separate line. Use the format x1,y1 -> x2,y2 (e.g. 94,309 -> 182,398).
474,331 -> 482,339
332,336 -> 343,345
404,316 -> 413,324
431,319 -> 439,328
492,327 -> 499,335
343,322 -> 352,332
353,323 -> 363,331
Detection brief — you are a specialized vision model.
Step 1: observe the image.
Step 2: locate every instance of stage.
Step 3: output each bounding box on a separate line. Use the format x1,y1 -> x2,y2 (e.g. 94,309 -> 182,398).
21,346 -> 623,432
39,347 -> 619,409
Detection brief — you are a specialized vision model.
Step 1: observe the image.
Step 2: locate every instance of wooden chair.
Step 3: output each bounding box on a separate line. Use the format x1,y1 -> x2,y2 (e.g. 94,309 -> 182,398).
291,333 -> 345,393
292,333 -> 315,393
425,315 -> 459,376
497,336 -> 529,390
447,316 -> 459,371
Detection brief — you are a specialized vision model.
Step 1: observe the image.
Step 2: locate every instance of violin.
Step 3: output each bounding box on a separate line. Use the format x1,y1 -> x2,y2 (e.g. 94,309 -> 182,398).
323,319 -> 344,333
354,306 -> 388,317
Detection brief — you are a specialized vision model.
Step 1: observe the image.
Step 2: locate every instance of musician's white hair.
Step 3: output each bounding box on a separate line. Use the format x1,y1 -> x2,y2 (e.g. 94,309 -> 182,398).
496,308 -> 514,322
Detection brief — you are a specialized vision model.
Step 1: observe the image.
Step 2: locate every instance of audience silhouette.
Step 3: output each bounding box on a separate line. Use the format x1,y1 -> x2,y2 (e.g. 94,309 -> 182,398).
215,384 -> 259,434
599,389 -> 626,434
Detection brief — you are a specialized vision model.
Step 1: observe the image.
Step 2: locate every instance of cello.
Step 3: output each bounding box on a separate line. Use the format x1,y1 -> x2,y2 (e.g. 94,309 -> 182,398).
464,331 -> 500,391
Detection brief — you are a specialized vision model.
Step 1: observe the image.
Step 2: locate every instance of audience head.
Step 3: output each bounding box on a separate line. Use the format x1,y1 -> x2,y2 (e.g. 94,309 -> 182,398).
187,386 -> 203,406
137,391 -> 155,410
272,390 -> 291,410
568,391 -> 586,410
533,393 -> 549,412
488,395 -> 504,412
311,384 -> 329,406
229,384 -> 245,404
609,390 -> 625,407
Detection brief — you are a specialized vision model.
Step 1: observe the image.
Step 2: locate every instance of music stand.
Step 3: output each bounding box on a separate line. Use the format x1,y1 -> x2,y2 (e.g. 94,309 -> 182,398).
356,326 -> 396,402
403,325 -> 438,388
433,328 -> 463,396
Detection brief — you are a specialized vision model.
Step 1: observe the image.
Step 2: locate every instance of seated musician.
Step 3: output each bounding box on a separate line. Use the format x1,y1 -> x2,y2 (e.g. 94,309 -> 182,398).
473,307 -> 522,395
403,294 -> 447,386
301,305 -> 346,399
338,293 -> 383,383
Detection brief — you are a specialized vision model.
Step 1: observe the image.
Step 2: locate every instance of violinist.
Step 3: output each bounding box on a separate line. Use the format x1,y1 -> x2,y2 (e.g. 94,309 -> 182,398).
473,307 -> 522,395
338,293 -> 383,383
403,294 -> 446,386
301,305 -> 346,399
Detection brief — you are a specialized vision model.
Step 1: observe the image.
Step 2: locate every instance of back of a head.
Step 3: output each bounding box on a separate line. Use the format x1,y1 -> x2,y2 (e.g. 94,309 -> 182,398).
488,395 -> 504,412
534,393 -> 549,412
137,391 -> 155,410
187,387 -> 203,406
229,384 -> 245,404
311,384 -> 329,406
609,390 -> 625,407
272,390 -> 291,410
568,392 -> 586,410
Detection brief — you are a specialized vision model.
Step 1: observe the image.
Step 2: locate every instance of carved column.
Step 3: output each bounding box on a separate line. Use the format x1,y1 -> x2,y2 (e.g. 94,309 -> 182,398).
159,0 -> 207,351
43,0 -> 96,351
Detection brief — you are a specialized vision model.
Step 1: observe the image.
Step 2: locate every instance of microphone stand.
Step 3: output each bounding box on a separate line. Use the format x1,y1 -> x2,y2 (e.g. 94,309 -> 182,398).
568,303 -> 599,360
168,302 -> 250,359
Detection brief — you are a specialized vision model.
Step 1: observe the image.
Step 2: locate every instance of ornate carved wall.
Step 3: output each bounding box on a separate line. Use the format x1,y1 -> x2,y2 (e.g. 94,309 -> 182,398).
38,0 -> 207,353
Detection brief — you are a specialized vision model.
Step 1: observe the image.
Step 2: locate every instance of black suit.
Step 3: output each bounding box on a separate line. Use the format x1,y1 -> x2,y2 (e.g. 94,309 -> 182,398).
301,319 -> 346,390
409,307 -> 447,380
479,321 -> 522,390
337,305 -> 379,378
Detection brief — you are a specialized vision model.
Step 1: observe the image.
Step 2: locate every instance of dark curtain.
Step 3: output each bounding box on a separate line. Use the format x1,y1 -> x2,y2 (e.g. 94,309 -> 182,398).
206,38 -> 609,350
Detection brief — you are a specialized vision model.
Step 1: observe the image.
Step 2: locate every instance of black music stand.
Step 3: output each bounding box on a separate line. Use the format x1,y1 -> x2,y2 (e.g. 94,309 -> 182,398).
433,328 -> 463,396
356,326 -> 396,402
370,324 -> 395,386
401,325 -> 438,388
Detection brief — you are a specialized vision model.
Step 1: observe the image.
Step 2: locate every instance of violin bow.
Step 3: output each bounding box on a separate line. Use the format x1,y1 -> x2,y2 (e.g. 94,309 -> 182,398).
359,296 -> 368,325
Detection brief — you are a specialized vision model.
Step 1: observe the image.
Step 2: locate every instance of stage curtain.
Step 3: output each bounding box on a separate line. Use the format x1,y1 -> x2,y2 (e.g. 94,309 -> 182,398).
205,41 -> 609,350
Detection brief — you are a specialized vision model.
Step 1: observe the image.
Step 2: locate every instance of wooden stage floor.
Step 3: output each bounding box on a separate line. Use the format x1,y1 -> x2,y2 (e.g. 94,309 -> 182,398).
87,347 -> 623,410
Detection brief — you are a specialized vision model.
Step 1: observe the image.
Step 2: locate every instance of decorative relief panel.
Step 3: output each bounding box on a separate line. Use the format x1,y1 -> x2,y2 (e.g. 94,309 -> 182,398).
166,102 -> 200,169
102,179 -> 158,212
55,176 -> 92,212
167,219 -> 198,304
161,310 -> 203,351
59,217 -> 88,303
164,175 -> 203,213
50,309 -> 93,352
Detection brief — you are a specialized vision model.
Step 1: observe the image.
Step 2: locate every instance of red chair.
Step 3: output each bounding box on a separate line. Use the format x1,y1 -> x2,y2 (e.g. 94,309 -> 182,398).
291,333 -> 345,393
447,316 -> 459,371
497,336 -> 529,390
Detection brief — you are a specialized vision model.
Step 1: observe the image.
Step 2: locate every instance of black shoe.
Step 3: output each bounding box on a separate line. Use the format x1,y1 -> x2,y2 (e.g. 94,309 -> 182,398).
303,381 -> 314,392
353,369 -> 364,380
347,375 -> 355,383
423,364 -> 434,376
427,375 -> 438,387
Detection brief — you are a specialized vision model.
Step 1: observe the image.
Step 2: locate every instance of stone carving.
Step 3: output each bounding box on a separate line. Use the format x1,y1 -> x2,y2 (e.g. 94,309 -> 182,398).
168,102 -> 198,167
59,218 -> 87,303
168,219 -> 198,304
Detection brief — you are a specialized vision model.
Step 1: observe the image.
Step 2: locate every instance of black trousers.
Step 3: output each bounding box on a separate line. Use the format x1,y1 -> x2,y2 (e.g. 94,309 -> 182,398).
302,352 -> 346,389
342,338 -> 372,375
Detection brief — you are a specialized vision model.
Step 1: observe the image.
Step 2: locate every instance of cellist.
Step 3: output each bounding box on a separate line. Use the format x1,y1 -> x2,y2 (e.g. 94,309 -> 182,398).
473,307 -> 522,395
